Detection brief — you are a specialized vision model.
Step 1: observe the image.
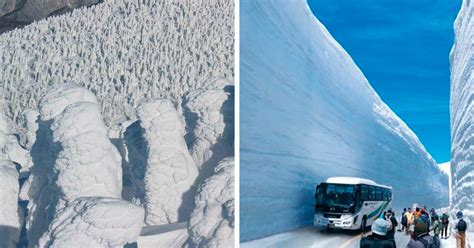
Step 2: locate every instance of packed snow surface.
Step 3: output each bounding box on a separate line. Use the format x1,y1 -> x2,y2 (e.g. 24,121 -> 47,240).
38,197 -> 144,247
137,99 -> 198,225
186,157 -> 234,248
450,0 -> 474,224
240,0 -> 448,241
0,0 -> 234,125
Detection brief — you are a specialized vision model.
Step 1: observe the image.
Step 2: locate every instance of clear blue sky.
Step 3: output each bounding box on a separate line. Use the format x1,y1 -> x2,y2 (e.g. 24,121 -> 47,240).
307,0 -> 461,163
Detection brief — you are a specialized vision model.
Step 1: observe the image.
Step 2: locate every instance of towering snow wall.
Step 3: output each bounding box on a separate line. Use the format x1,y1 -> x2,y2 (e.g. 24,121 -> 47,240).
240,0 -> 449,241
450,0 -> 473,223
0,0 -> 233,125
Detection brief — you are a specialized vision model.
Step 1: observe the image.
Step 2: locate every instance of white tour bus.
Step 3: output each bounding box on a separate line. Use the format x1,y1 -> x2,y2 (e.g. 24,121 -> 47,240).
314,177 -> 392,231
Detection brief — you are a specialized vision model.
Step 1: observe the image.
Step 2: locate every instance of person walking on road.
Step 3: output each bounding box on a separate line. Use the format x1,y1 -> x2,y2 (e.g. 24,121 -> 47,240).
401,208 -> 408,232
360,218 -> 396,248
452,211 -> 467,248
386,210 -> 398,242
407,222 -> 440,248
430,214 -> 442,245
440,212 -> 449,239
405,208 -> 413,235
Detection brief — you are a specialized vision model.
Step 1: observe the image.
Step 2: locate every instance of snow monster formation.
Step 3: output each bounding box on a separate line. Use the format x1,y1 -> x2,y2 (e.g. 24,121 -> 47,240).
38,197 -> 144,247
450,0 -> 473,223
240,0 -> 449,241
137,99 -> 199,225
187,157 -> 234,248
0,111 -> 20,248
25,84 -> 139,246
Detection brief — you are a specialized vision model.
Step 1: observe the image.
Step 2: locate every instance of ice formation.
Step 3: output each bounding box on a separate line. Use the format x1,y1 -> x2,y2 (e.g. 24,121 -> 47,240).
0,112 -> 20,248
25,84 -> 122,245
240,0 -> 448,241
0,0 -> 234,125
187,157 -> 234,248
38,197 -> 144,247
19,109 -> 39,151
450,0 -> 473,223
137,99 -> 198,225
184,78 -> 234,171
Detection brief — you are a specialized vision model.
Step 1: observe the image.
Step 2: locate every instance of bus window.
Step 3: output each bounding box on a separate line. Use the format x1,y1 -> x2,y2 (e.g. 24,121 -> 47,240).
382,189 -> 388,200
361,185 -> 368,201
369,186 -> 375,200
375,188 -> 382,201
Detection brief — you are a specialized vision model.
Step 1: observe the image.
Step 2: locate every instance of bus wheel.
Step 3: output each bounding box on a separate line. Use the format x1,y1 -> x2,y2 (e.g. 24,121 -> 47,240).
360,217 -> 366,233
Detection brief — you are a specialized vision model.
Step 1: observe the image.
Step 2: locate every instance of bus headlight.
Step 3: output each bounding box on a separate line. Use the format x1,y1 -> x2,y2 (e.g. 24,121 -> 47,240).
343,221 -> 351,225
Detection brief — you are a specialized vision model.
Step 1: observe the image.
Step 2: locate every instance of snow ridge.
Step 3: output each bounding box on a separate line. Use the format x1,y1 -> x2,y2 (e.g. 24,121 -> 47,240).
450,0 -> 473,223
240,0 -> 448,241
0,0 -> 234,126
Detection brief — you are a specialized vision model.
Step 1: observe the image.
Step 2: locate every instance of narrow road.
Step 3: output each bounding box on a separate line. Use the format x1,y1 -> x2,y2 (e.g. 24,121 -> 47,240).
241,227 -> 410,248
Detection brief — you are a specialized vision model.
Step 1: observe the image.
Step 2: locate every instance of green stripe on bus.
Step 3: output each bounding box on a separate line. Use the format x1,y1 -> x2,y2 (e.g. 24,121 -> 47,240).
367,201 -> 390,220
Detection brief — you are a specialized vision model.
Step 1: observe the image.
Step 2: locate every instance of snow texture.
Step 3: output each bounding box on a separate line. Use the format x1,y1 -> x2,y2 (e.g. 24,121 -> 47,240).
25,84 -> 122,246
38,197 -> 144,248
187,157 -> 234,248
136,99 -> 198,225
0,111 -> 20,248
240,0 -> 449,241
0,0 -> 234,126
19,109 -> 39,151
450,0 -> 474,224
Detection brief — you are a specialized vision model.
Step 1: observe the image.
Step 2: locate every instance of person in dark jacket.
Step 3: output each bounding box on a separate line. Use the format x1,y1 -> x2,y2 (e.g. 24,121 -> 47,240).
360,218 -> 396,248
386,210 -> 398,242
407,222 -> 439,248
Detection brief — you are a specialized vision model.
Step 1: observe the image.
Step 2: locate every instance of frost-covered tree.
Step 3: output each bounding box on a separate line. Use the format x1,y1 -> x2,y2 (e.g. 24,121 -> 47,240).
38,197 -> 144,247
0,111 -> 21,248
186,157 -> 234,248
19,109 -> 39,150
137,99 -> 198,225
184,78 -> 234,171
0,0 -> 234,126
26,83 -> 122,245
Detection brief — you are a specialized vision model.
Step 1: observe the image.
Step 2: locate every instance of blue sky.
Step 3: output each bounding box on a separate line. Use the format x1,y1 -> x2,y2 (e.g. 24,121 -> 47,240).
307,0 -> 461,163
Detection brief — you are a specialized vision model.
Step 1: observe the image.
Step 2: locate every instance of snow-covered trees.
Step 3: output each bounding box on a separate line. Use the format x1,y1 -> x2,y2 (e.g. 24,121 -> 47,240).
450,0 -> 473,223
25,84 -> 125,245
187,157 -> 234,248
38,197 -> 144,247
0,0 -> 234,126
137,99 -> 198,225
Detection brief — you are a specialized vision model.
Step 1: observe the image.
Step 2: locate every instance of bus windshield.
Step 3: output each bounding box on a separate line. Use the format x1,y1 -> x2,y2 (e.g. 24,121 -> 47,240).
315,184 -> 355,210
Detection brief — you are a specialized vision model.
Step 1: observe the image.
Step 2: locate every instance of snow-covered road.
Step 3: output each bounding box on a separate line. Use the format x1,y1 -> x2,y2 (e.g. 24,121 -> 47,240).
241,227 -> 411,248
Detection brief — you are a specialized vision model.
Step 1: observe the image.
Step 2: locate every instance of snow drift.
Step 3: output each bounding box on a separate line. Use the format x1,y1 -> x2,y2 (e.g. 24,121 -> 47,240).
38,197 -> 144,247
240,0 -> 448,241
0,0 -> 234,126
187,157 -> 234,248
450,0 -> 473,223
137,99 -> 198,225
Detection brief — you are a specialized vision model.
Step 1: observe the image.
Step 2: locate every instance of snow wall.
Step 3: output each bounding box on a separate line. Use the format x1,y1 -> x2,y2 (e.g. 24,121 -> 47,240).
240,0 -> 449,241
450,0 -> 473,223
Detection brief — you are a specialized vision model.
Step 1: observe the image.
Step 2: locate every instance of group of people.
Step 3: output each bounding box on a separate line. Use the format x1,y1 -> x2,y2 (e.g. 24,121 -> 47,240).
360,205 -> 468,248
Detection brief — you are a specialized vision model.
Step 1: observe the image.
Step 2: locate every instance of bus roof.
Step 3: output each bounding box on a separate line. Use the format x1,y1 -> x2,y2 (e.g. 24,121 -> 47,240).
325,177 -> 392,189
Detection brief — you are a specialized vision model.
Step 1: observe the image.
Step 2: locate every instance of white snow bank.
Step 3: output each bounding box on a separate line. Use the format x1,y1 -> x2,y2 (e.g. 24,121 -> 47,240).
0,0 -> 233,125
38,197 -> 144,248
137,99 -> 198,225
186,157 -> 234,248
19,109 -> 39,150
137,222 -> 188,248
450,0 -> 474,224
240,0 -> 448,241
